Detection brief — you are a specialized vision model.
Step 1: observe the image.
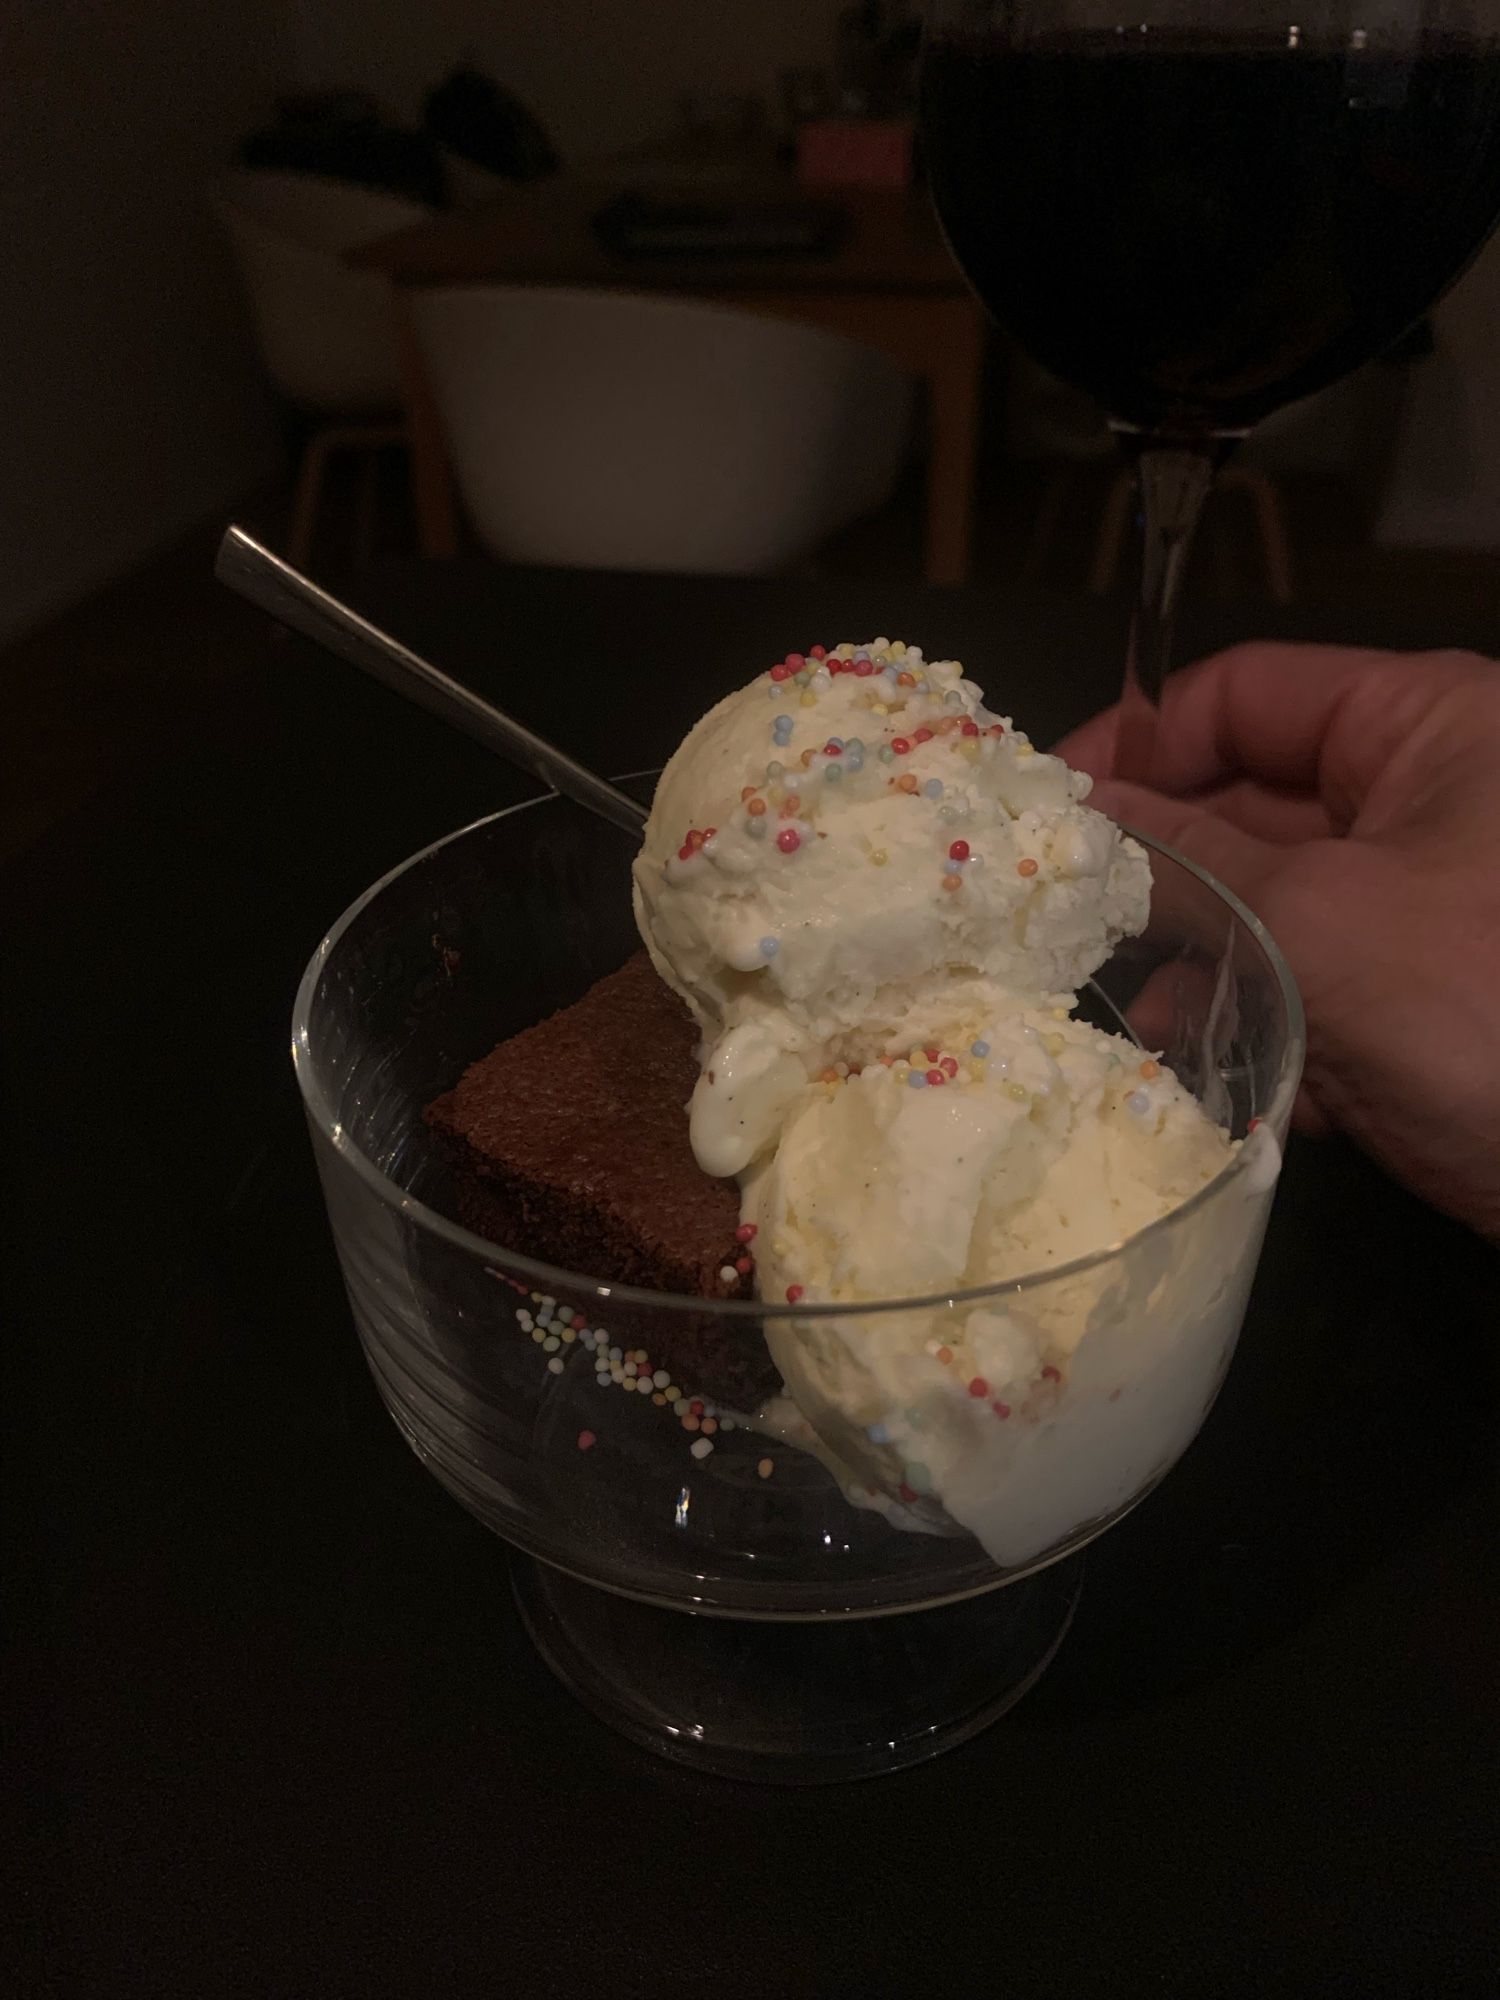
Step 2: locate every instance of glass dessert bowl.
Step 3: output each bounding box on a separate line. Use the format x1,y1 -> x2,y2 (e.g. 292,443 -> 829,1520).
293,777 -> 1302,1781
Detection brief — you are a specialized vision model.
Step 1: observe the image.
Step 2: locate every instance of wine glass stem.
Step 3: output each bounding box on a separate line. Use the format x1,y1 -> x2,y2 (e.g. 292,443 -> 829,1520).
1113,437 -> 1226,783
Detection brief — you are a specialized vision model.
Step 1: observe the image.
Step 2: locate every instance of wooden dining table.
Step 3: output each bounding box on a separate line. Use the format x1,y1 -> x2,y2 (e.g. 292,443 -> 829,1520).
349,176 -> 987,584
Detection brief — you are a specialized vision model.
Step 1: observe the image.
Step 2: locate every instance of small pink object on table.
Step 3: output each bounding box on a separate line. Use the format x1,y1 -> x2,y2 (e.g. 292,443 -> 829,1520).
796,117 -> 914,190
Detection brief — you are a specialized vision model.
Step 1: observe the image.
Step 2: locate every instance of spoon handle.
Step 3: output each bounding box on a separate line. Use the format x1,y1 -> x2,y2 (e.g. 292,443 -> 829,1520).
216,527 -> 648,837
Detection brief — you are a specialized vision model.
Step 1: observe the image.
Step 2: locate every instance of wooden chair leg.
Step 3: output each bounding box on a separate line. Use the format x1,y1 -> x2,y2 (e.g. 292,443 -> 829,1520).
395,298 -> 462,559
287,429 -> 335,570
1242,468 -> 1295,603
1207,501 -> 1239,599
1216,467 -> 1294,603
1089,468 -> 1135,595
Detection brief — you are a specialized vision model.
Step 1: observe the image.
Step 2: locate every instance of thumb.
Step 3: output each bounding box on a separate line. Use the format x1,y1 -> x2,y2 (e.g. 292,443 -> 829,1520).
1091,778 -> 1284,916
1093,778 -> 1323,1128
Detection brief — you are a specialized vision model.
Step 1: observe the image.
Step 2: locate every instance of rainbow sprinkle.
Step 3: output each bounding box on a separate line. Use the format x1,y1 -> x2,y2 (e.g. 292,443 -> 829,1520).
487,1246 -> 770,1470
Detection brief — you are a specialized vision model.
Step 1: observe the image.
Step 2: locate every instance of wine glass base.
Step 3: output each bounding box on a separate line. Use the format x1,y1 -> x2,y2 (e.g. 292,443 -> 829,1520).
511,1554 -> 1084,1785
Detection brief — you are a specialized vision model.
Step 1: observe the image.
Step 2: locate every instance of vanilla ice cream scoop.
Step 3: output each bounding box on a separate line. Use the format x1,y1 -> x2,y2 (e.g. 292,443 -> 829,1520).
633,641 -> 1149,1176
743,1014 -> 1243,1562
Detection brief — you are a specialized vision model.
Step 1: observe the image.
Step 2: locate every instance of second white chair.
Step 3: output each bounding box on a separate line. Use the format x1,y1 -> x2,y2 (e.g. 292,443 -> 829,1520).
409,285 -> 915,575
213,169 -> 432,563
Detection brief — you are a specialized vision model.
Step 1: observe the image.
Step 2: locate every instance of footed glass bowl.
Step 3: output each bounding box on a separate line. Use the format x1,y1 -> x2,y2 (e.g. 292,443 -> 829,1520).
293,778 -> 1302,1782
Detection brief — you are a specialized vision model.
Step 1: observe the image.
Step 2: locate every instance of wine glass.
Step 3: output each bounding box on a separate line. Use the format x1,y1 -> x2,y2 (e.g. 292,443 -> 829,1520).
920,2 -> 1500,776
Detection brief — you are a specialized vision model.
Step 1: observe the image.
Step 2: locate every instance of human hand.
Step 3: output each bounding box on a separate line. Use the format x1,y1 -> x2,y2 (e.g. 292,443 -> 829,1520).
1055,642 -> 1500,1240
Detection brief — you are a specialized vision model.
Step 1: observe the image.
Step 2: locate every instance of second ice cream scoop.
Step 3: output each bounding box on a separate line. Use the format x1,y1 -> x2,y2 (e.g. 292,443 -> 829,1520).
633,639 -> 1150,1176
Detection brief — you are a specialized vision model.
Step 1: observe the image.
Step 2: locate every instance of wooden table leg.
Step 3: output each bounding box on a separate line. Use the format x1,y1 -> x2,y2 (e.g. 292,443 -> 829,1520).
924,301 -> 984,586
394,294 -> 461,559
1089,469 -> 1135,596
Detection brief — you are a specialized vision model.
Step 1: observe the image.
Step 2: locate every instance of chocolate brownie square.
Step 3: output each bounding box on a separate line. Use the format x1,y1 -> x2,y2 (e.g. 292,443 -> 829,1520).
425,952 -> 776,1407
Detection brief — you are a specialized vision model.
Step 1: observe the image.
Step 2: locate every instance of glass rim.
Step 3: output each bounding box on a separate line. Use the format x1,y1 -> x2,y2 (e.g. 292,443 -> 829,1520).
291,784 -> 1305,1320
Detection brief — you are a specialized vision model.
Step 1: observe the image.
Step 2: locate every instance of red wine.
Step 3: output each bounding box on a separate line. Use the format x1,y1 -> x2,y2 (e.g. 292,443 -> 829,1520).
921,31 -> 1500,431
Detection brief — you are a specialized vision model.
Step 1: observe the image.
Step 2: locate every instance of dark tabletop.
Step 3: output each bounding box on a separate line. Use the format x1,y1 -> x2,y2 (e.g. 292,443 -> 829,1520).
5,563 -> 1498,1998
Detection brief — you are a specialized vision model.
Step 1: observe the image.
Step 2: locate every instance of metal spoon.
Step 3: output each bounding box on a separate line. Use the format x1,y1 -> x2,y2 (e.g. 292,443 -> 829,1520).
215,526 -> 648,837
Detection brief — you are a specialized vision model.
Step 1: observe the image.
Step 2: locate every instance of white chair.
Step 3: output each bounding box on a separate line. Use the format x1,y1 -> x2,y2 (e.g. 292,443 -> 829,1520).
408,285 -> 915,575
212,170 -> 431,563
